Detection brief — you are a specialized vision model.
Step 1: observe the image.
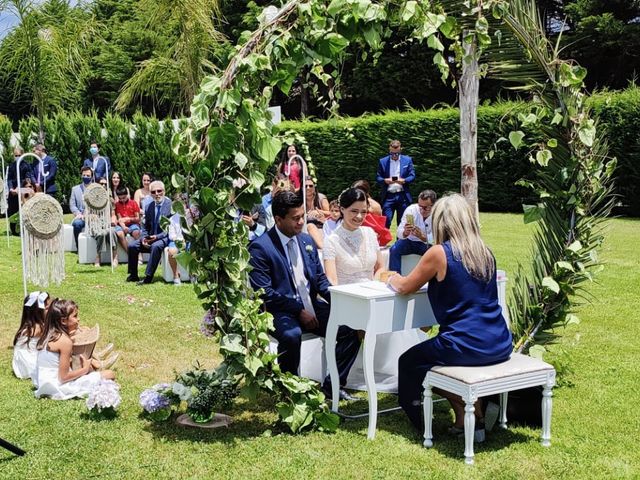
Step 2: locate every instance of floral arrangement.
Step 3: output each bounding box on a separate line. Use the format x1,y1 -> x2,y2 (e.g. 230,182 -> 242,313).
86,380 -> 121,419
140,365 -> 238,423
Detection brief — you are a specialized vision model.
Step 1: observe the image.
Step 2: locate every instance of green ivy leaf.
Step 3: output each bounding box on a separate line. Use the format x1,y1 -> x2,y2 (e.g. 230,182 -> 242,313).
327,0 -> 345,16
235,152 -> 249,170
578,119 -> 596,147
509,130 -> 525,149
317,33 -> 349,57
208,124 -> 239,158
523,204 -> 542,224
315,410 -> 340,432
542,276 -> 560,294
190,102 -> 209,131
529,344 -> 546,359
256,136 -> 282,163
244,356 -> 263,376
547,138 -> 558,148
220,334 -> 247,354
427,34 -> 444,52
535,149 -> 552,166
439,15 -> 457,39
401,1 -> 417,22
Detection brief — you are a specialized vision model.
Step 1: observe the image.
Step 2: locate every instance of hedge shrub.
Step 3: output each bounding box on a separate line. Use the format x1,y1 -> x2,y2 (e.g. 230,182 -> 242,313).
1,87 -> 639,215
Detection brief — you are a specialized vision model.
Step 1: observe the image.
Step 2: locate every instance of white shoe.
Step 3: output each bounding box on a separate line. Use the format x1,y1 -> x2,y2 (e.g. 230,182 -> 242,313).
173,277 -> 182,285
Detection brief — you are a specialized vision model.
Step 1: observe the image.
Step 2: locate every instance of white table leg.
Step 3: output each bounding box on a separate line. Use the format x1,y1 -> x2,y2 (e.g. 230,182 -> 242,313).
541,385 -> 553,447
362,331 -> 378,440
423,382 -> 433,448
463,398 -> 476,465
325,320 -> 340,413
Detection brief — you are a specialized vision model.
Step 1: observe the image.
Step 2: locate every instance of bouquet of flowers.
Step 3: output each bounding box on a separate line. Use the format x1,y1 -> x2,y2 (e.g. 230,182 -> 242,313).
140,365 -> 238,423
86,379 -> 121,419
139,383 -> 180,421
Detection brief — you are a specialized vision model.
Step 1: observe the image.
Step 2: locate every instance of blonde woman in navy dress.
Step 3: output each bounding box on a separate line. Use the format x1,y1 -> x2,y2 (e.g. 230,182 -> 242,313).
387,194 -> 512,435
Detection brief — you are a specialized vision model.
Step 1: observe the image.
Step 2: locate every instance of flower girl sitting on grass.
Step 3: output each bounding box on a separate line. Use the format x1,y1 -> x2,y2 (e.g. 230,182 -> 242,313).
12,291 -> 51,380
34,299 -> 115,400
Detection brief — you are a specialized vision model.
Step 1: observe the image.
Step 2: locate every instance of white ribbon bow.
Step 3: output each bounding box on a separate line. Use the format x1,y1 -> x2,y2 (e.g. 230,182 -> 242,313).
24,291 -> 48,309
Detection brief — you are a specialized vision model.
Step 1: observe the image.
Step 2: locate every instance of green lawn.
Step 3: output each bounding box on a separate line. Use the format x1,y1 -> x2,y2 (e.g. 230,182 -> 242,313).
0,213 -> 638,479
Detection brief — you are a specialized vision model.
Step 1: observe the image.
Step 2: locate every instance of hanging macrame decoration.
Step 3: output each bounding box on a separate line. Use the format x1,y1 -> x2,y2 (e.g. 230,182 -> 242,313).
83,182 -> 110,236
21,193 -> 65,287
0,173 -> 6,215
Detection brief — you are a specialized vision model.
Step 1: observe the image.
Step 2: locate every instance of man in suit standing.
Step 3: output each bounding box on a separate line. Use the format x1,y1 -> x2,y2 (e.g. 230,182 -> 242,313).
82,141 -> 111,181
126,180 -> 172,285
32,143 -> 58,197
376,139 -> 416,228
69,166 -> 94,248
248,191 -> 360,400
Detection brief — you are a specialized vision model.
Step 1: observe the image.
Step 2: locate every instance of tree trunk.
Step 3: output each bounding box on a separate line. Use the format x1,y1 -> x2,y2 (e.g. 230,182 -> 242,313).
459,35 -> 479,221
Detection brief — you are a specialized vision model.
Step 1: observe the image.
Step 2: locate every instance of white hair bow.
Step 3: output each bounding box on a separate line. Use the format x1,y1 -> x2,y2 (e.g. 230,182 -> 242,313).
24,291 -> 48,309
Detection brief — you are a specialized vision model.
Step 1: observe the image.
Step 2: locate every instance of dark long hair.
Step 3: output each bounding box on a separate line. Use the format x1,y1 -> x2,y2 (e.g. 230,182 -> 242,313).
338,188 -> 368,219
13,292 -> 49,346
36,299 -> 78,350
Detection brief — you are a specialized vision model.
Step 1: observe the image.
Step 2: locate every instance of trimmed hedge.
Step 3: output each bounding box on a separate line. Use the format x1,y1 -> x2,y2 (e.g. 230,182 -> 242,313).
1,88 -> 639,215
281,106 -> 534,212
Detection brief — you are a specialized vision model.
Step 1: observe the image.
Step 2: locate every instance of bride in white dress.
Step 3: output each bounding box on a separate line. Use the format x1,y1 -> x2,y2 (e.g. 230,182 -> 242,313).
323,188 -> 425,392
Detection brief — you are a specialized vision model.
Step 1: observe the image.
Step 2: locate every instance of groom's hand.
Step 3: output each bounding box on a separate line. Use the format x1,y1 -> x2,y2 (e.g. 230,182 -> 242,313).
299,309 -> 318,330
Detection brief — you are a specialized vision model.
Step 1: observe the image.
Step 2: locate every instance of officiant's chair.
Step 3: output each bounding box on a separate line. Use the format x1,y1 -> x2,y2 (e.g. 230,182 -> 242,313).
421,270 -> 555,464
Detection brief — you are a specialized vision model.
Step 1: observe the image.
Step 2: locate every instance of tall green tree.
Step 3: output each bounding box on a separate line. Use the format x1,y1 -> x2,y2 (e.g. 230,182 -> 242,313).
0,0 -> 94,141
115,0 -> 224,116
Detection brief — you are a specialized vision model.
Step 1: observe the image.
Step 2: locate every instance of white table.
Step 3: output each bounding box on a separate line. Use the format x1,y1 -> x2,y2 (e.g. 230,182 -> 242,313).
325,281 -> 438,439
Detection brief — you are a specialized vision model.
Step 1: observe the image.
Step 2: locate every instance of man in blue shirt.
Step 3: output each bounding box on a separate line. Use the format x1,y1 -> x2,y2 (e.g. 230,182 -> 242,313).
376,140 -> 416,228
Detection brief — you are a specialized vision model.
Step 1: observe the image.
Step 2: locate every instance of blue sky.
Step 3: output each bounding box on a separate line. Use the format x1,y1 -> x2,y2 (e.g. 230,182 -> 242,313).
0,1 -> 80,39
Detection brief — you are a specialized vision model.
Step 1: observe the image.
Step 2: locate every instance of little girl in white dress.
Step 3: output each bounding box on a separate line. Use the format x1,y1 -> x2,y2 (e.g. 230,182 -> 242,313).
324,188 -> 425,392
12,291 -> 50,380
34,299 -> 115,400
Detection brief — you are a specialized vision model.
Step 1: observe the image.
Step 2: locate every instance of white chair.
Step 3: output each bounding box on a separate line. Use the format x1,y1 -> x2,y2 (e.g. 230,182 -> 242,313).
268,333 -> 327,383
422,354 -> 556,465
421,270 -> 554,465
77,232 -> 128,264
63,224 -> 76,252
400,253 -> 422,276
161,247 -> 190,282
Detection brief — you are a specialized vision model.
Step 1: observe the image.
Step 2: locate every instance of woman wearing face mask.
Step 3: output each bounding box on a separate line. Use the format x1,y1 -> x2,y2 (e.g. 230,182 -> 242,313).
323,187 -> 426,392
277,144 -> 303,192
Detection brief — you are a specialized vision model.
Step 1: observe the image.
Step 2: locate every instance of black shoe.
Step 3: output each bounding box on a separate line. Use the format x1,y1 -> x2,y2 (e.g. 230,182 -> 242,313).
136,276 -> 153,285
322,385 -> 357,402
126,275 -> 140,282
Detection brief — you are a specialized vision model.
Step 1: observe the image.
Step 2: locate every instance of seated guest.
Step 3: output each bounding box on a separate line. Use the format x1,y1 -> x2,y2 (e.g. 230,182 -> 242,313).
248,191 -> 360,400
167,194 -> 190,285
126,180 -> 172,285
239,204 -> 267,242
387,193 -> 512,436
69,166 -> 94,248
110,171 -> 128,203
262,174 -> 293,229
322,200 -> 341,238
388,189 -> 437,273
32,143 -> 58,196
134,172 -> 153,210
350,179 -> 391,247
351,179 -> 383,215
304,176 -> 330,249
114,186 -> 141,253
6,146 -> 35,235
90,178 -> 118,268
82,141 -> 111,181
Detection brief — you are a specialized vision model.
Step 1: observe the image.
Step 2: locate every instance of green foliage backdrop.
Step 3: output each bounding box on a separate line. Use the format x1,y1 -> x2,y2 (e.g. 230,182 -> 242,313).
1,89 -> 638,215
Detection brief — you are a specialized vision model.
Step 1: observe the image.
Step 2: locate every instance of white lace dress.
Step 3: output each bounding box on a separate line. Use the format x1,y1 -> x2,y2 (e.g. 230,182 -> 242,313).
12,336 -> 39,380
324,225 -> 425,392
34,344 -> 102,400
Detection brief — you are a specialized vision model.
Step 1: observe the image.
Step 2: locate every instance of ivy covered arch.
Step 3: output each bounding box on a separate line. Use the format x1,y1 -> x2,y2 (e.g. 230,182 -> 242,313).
173,0 -> 614,432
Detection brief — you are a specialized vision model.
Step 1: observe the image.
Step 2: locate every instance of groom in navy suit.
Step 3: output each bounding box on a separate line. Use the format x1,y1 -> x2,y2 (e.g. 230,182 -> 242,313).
249,191 -> 360,399
376,139 -> 416,228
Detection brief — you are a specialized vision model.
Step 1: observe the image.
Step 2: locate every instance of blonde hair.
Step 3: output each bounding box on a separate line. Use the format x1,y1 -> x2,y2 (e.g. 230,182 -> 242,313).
431,193 -> 494,281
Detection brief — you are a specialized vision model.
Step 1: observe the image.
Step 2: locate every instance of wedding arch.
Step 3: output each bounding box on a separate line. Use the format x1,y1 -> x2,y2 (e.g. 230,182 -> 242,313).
173,0 -> 615,432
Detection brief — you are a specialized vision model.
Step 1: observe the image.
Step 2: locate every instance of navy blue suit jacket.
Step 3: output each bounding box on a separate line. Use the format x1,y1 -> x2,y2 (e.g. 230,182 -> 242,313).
248,228 -> 330,317
33,155 -> 58,193
141,197 -> 172,240
376,154 -> 415,203
7,159 -> 34,190
83,156 -> 111,181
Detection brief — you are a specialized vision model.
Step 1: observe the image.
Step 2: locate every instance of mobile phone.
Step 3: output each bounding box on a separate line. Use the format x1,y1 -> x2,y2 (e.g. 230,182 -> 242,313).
406,214 -> 414,225
392,176 -> 398,181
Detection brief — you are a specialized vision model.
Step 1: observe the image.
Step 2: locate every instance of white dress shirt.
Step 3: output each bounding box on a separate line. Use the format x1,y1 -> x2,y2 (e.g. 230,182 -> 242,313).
396,204 -> 432,243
